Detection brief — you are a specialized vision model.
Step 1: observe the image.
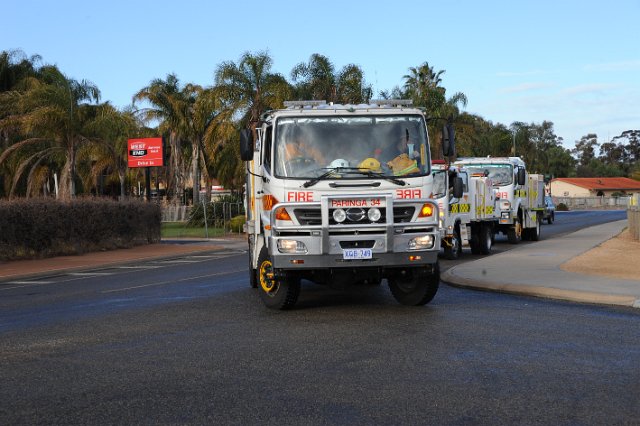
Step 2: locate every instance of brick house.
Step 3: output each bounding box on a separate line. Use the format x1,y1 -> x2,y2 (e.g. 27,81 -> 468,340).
550,177 -> 640,197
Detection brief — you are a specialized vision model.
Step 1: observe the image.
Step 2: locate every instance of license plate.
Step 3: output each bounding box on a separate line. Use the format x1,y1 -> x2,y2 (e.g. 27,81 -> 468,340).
342,248 -> 372,260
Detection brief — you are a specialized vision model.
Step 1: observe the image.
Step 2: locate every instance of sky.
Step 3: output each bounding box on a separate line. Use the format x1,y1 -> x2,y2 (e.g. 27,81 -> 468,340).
3,0 -> 639,150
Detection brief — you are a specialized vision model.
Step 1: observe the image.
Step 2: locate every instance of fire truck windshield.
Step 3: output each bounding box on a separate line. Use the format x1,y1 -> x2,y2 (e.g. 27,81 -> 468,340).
273,115 -> 430,179
463,164 -> 513,186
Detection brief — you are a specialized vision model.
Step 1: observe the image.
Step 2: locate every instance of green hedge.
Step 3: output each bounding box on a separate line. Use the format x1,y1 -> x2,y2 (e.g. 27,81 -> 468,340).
0,198 -> 161,260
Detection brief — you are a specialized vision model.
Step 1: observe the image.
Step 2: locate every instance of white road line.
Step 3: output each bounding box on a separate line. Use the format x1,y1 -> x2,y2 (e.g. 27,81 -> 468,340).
0,281 -> 55,291
67,272 -> 114,276
116,265 -> 162,269
101,269 -> 246,293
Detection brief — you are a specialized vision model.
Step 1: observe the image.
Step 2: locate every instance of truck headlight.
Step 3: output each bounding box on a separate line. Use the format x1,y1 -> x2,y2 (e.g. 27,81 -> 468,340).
500,200 -> 511,210
277,239 -> 308,254
333,208 -> 346,223
408,235 -> 434,250
367,207 -> 381,222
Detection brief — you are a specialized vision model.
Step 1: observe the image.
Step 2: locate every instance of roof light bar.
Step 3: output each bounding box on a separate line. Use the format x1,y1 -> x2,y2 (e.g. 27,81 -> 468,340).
370,99 -> 413,107
283,100 -> 327,108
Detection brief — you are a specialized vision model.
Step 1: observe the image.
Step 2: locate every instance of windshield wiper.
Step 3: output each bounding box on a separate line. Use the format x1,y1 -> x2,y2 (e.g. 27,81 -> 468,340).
303,167 -> 407,188
354,170 -> 407,186
302,167 -> 350,188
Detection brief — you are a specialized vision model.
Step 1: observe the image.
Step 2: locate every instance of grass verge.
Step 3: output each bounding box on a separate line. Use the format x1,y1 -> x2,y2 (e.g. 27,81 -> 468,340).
161,222 -> 225,239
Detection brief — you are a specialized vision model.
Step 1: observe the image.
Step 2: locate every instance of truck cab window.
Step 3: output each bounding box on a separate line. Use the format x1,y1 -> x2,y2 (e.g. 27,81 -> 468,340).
262,126 -> 272,173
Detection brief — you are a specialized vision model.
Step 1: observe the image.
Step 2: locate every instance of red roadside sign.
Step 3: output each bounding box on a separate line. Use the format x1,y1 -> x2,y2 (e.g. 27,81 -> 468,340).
127,137 -> 163,167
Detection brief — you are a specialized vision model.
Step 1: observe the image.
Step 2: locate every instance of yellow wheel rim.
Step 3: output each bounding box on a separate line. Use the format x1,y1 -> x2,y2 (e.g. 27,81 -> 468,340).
259,260 -> 276,293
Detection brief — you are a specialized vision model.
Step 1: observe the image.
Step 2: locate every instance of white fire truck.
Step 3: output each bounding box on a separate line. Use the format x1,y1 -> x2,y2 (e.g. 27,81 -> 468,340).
431,161 -> 497,259
453,157 -> 545,243
240,100 -> 451,309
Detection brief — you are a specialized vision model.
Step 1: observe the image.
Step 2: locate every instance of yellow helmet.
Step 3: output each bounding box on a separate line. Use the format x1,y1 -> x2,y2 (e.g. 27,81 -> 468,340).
358,157 -> 381,172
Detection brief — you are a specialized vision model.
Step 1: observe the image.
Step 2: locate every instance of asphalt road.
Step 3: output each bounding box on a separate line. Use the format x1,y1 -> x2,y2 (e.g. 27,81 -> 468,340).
1,210 -> 638,425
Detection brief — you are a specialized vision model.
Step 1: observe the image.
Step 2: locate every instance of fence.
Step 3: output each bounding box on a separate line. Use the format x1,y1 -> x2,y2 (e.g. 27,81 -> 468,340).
204,202 -> 245,234
629,193 -> 639,241
553,196 -> 631,210
161,205 -> 190,222
161,201 -> 245,237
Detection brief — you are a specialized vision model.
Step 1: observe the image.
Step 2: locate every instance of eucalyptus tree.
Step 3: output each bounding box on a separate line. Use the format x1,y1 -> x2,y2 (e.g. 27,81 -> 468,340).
609,130 -> 640,176
546,145 -> 576,178
335,64 -> 372,104
0,65 -> 101,198
215,51 -> 291,135
134,74 -> 190,203
572,134 -> 598,168
525,121 -> 559,173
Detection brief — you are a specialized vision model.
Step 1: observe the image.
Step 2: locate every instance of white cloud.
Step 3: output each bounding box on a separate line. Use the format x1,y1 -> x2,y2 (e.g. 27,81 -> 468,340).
561,83 -> 619,96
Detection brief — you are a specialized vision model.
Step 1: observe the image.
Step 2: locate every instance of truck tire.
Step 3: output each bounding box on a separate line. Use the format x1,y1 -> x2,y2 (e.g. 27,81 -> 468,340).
257,246 -> 300,310
469,227 -> 481,255
443,225 -> 462,260
507,219 -> 522,244
479,224 -> 492,254
547,212 -> 554,224
529,217 -> 541,241
388,264 -> 439,306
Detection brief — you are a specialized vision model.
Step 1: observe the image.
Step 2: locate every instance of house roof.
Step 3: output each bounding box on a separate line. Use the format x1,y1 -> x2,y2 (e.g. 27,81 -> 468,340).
551,177 -> 640,191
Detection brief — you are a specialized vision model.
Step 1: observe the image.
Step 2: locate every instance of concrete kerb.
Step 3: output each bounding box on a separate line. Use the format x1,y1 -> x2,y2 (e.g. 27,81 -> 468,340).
441,220 -> 640,309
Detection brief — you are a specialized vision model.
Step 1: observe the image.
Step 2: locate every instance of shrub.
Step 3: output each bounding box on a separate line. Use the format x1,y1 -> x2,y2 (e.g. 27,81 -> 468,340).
556,202 -> 569,211
0,197 -> 161,260
229,215 -> 246,233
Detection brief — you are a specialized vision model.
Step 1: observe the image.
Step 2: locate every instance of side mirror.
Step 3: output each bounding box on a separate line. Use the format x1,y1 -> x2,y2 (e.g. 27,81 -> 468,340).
517,167 -> 526,186
452,176 -> 464,199
442,123 -> 455,158
240,129 -> 254,161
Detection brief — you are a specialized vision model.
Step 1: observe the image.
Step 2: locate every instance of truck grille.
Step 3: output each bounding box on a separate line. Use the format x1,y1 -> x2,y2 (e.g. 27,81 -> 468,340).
294,207 -> 415,226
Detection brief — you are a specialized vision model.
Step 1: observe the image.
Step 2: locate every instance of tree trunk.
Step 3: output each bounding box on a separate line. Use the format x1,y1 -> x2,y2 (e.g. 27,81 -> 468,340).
192,141 -> 200,204
67,142 -> 76,198
119,169 -> 126,200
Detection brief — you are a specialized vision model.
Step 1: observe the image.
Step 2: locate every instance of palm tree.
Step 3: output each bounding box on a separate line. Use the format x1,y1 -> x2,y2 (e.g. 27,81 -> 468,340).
402,61 -> 468,158
403,62 -> 446,111
134,74 -> 189,203
80,103 -> 145,198
0,65 -> 101,198
183,84 -> 225,203
215,51 -> 291,135
0,49 -> 41,93
290,54 -> 336,101
291,54 -> 372,104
